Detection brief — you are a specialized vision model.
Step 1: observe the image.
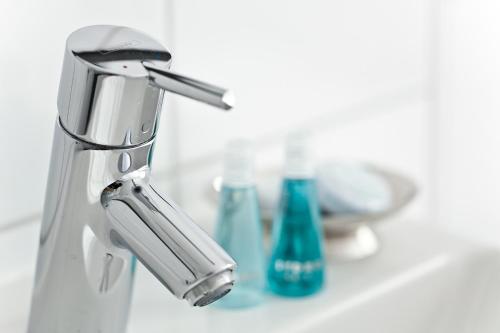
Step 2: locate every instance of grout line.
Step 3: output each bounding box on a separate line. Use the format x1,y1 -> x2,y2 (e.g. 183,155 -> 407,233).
427,0 -> 442,225
155,83 -> 427,179
0,267 -> 33,288
160,0 -> 183,202
0,214 -> 39,234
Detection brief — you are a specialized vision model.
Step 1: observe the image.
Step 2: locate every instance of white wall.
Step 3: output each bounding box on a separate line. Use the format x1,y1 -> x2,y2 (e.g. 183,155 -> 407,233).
436,0 -> 500,246
170,0 -> 431,164
0,0 -> 435,230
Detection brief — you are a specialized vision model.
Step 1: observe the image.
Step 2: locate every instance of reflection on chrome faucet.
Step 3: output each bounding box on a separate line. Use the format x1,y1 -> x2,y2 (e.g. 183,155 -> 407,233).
103,177 -> 235,306
27,25 -> 236,333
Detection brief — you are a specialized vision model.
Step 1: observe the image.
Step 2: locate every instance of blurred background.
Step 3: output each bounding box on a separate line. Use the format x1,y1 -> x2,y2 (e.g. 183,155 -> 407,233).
1,0 -> 499,327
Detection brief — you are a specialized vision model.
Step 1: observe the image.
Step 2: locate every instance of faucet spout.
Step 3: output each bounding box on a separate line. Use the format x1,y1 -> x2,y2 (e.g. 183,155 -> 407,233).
102,177 -> 236,306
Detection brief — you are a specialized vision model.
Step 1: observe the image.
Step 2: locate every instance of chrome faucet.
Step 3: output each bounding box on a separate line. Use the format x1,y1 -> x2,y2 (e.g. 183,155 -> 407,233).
27,25 -> 236,333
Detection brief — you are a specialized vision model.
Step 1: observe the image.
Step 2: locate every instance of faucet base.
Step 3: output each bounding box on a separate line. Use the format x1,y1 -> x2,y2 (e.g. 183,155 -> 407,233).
27,122 -> 152,333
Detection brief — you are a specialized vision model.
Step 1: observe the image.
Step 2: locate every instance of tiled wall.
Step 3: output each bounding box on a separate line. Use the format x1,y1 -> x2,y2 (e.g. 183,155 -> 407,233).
0,0 -> 434,291
166,0 -> 433,222
169,0 -> 432,165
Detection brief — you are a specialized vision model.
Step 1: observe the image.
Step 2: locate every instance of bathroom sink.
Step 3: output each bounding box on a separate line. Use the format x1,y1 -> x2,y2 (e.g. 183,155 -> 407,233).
2,220 -> 500,332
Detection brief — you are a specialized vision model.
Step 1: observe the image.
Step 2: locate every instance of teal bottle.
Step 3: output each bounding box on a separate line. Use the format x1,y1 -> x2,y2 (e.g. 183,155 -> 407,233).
267,132 -> 325,297
214,140 -> 266,308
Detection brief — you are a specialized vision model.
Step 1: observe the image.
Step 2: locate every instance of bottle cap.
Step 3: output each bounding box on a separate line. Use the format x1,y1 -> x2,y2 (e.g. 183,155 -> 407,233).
285,130 -> 315,178
223,139 -> 255,187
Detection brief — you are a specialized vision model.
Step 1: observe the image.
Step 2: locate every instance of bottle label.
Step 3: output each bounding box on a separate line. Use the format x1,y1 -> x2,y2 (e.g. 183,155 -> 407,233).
273,259 -> 323,281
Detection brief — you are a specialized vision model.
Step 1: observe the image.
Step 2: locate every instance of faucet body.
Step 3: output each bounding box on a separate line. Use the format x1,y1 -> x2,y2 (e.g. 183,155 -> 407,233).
28,123 -> 146,332
28,25 -> 235,333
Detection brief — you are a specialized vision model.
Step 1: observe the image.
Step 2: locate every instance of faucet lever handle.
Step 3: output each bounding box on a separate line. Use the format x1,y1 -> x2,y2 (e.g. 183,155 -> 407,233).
143,61 -> 234,110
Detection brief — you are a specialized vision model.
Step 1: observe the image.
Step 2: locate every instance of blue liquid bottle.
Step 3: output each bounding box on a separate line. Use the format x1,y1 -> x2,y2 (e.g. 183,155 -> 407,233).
267,132 -> 325,297
214,140 -> 266,308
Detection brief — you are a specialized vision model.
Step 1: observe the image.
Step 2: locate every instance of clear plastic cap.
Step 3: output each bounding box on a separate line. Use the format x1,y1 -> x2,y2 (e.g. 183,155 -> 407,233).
223,139 -> 255,187
285,130 -> 315,178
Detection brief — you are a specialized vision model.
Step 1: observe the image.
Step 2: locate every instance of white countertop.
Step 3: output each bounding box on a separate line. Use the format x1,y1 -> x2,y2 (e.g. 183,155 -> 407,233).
127,220 -> 479,333
1,220 -> 487,333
